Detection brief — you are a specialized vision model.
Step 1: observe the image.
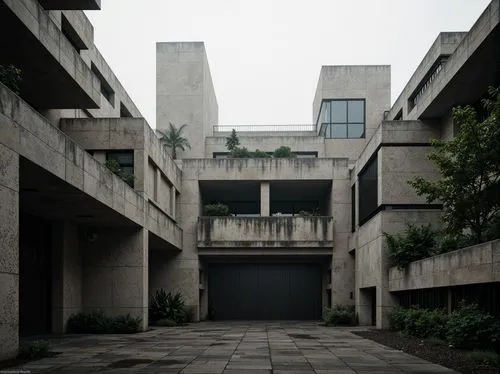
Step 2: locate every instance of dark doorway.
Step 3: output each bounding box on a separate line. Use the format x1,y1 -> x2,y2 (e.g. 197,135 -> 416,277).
370,287 -> 377,326
208,263 -> 322,320
19,214 -> 52,336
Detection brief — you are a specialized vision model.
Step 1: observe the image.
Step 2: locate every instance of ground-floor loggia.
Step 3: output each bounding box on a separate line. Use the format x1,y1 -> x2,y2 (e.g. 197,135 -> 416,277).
1,155 -> 177,358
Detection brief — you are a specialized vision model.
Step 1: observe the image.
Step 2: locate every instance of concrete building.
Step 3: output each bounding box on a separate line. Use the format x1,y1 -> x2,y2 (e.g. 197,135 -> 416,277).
0,0 -> 498,361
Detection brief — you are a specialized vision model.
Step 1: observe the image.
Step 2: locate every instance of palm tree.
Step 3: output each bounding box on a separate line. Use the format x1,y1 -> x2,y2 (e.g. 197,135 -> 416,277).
157,122 -> 191,160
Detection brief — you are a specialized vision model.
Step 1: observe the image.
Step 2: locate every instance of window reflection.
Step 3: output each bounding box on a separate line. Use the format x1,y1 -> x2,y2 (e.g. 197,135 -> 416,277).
320,99 -> 365,139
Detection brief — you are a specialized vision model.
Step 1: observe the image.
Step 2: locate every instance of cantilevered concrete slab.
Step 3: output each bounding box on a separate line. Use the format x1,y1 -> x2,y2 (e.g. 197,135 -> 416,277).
0,0 -> 101,109
39,0 -> 101,10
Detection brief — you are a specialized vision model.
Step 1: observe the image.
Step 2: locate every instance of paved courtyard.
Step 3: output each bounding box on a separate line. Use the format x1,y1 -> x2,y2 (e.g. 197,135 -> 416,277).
8,322 -> 456,373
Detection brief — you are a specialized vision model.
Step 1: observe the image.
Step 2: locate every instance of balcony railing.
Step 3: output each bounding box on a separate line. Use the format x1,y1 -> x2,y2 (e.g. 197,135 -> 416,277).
197,216 -> 334,248
213,124 -> 316,133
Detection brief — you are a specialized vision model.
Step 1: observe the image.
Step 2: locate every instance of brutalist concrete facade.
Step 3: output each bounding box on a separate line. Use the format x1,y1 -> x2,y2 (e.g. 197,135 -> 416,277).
0,0 -> 498,361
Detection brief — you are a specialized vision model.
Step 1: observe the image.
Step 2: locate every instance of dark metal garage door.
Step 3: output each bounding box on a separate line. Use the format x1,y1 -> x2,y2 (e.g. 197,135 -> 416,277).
208,263 -> 322,320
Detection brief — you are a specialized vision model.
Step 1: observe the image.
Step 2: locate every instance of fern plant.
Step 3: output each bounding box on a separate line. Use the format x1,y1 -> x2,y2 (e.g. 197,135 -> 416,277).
150,289 -> 187,324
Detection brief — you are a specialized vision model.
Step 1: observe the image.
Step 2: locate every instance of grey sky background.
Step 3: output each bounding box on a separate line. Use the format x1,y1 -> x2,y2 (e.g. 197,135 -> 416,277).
86,0 -> 490,128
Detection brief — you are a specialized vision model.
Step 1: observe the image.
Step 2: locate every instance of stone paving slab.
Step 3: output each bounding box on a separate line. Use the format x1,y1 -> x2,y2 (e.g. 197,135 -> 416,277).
6,322 -> 458,373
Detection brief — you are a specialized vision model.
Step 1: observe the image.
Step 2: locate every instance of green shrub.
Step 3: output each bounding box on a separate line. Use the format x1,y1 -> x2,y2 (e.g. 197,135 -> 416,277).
105,159 -> 135,186
384,224 -> 436,269
0,64 -> 22,94
388,306 -> 408,331
204,203 -> 229,216
110,314 -> 143,333
156,318 -> 177,327
66,311 -> 141,334
403,307 -> 449,339
273,146 -> 295,158
298,209 -> 321,217
252,149 -> 271,158
389,304 -> 500,350
446,302 -> 500,350
149,289 -> 188,324
389,306 -> 449,339
19,340 -> 50,359
469,350 -> 500,366
324,305 -> 355,326
230,146 -> 253,158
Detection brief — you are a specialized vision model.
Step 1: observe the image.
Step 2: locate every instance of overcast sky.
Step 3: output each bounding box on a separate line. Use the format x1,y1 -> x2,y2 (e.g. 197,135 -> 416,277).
86,0 -> 490,128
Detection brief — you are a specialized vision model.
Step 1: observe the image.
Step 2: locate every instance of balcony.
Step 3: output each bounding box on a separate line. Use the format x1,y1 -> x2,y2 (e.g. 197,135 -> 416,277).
197,216 -> 334,249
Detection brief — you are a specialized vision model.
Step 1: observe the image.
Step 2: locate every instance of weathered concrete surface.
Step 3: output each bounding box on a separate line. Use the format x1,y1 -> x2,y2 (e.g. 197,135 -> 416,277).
51,222 -> 82,334
8,322 -> 457,373
313,65 -> 391,160
6,108 -> 182,249
156,42 -> 218,159
355,210 -> 442,329
389,0 -> 499,120
205,135 -> 326,158
197,216 -> 334,248
0,142 -> 19,361
1,0 -> 101,108
389,239 -> 500,292
82,227 -> 149,330
183,158 -> 348,181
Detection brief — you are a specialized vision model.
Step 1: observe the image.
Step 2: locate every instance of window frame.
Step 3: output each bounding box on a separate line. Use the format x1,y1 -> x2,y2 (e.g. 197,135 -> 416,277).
319,99 -> 366,139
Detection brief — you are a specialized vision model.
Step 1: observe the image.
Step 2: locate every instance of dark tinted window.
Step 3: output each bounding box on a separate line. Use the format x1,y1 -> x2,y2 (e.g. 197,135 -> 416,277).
358,155 -> 378,225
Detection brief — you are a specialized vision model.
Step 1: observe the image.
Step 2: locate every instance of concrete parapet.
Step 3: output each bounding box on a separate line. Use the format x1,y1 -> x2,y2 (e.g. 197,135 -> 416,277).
389,239 -> 500,291
197,216 -> 334,248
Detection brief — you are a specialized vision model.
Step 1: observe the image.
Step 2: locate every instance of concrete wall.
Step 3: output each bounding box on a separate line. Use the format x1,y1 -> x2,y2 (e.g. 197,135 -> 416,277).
0,133 -> 19,360
82,227 -> 149,330
156,42 -> 218,159
60,118 -> 183,238
197,217 -> 334,248
40,11 -> 142,124
205,135 -> 326,158
389,239 -> 500,291
183,158 -> 348,181
51,222 -> 82,333
355,210 -> 442,328
313,65 -> 391,160
387,32 -> 466,121
380,146 -> 439,205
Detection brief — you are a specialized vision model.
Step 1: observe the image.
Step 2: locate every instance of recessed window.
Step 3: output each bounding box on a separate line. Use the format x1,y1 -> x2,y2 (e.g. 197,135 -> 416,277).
91,62 -> 115,107
106,151 -> 134,187
358,154 -> 378,225
319,99 -> 365,139
61,15 -> 87,52
120,102 -> 132,118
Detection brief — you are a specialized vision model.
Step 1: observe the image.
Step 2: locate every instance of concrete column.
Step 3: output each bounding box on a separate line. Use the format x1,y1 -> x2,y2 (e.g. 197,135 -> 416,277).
51,222 -> 82,333
0,145 -> 19,360
260,182 -> 270,217
82,227 -> 149,330
171,185 -> 176,219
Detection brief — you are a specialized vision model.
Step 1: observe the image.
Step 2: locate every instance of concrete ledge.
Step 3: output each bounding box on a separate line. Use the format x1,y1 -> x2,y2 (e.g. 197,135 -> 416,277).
389,239 -> 500,291
184,158 -> 348,181
147,201 -> 182,250
197,216 -> 334,248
